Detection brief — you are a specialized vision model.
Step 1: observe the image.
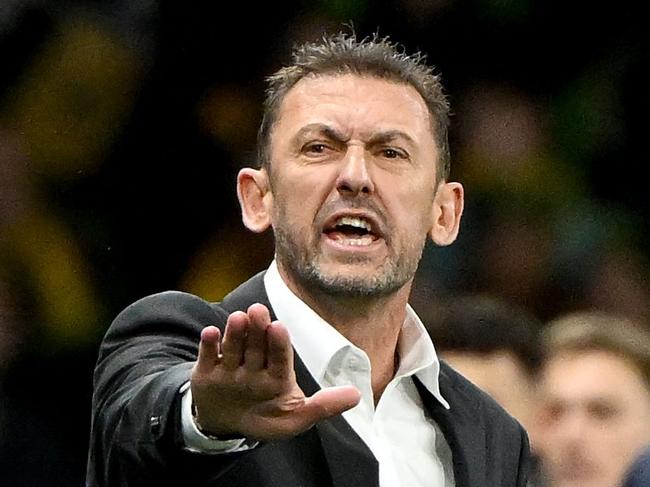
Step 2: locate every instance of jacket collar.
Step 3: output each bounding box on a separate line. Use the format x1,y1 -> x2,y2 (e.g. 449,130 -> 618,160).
219,271 -> 488,487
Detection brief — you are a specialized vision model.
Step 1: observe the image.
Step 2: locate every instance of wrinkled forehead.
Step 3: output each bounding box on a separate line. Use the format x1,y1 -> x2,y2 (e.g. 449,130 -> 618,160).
274,73 -> 435,143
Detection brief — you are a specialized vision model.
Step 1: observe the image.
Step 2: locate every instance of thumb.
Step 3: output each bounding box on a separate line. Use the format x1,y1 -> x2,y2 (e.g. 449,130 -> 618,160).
300,385 -> 361,423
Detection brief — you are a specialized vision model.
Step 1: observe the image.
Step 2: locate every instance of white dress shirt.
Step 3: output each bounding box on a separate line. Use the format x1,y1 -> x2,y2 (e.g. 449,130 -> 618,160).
182,260 -> 455,487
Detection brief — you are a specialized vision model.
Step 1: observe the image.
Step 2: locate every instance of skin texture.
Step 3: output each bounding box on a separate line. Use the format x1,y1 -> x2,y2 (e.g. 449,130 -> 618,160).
267,75 -> 442,298
191,73 -> 464,439
535,350 -> 650,487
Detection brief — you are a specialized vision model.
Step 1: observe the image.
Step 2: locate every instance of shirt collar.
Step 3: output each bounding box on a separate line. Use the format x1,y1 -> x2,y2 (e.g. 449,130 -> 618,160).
263,260 -> 449,409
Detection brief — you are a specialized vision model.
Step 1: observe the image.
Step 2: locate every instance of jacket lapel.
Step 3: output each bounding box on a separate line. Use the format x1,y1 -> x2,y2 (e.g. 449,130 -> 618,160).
221,272 -> 380,487
295,354 -> 380,487
414,365 -> 487,487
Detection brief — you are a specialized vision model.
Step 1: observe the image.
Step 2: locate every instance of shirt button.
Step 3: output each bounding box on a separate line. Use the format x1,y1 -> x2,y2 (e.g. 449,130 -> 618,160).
348,356 -> 369,372
346,356 -> 357,369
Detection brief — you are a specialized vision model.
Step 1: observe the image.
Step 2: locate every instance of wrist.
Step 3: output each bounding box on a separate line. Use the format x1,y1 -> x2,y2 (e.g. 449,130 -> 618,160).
191,402 -> 243,441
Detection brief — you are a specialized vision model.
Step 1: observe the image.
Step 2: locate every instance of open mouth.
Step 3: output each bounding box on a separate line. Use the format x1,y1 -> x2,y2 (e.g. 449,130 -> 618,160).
323,215 -> 380,247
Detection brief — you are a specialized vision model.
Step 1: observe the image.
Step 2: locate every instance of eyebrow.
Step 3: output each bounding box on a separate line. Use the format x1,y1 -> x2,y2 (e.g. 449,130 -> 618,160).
292,123 -> 348,144
292,123 -> 416,147
367,129 -> 416,147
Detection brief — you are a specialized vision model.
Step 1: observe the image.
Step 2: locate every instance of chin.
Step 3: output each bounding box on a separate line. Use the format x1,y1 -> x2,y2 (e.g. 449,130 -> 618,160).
310,267 -> 406,297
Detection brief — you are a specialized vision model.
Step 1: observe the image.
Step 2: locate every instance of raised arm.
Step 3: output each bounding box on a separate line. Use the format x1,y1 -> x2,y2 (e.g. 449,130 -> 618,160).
87,292 -> 359,487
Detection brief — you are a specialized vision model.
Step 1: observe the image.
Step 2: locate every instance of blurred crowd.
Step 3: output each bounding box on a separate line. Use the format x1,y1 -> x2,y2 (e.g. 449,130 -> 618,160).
1,1 -> 649,485
426,296 -> 650,487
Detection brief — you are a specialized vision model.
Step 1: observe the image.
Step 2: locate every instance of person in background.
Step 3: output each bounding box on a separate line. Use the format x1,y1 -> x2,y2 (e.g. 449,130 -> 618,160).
422,294 -> 545,486
422,294 -> 543,435
535,311 -> 650,487
87,31 -> 532,486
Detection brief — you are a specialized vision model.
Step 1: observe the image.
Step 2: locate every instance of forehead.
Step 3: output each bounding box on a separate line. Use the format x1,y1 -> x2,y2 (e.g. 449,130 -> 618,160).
542,350 -> 649,400
274,73 -> 434,141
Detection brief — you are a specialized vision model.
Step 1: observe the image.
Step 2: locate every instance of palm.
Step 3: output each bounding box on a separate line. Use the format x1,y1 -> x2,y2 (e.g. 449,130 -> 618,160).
191,304 -> 360,440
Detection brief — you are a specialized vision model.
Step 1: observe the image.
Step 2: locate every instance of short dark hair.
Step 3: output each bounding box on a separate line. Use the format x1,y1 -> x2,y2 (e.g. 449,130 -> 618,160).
257,31 -> 451,180
423,294 -> 544,376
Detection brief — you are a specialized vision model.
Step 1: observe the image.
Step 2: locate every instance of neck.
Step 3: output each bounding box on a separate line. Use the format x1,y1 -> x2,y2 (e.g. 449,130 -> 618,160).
279,266 -> 413,400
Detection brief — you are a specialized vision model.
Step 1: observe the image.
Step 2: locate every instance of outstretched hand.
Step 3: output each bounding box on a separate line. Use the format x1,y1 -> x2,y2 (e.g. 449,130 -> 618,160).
190,303 -> 361,441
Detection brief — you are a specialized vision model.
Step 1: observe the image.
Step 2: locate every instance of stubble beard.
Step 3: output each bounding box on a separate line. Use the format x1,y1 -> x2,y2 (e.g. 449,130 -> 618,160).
273,221 -> 425,298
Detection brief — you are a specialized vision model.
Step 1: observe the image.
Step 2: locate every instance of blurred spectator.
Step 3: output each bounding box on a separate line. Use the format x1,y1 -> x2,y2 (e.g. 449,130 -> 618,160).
535,311 -> 650,487
418,294 -> 542,487
422,294 -> 543,437
414,82 -> 650,326
421,294 -> 545,486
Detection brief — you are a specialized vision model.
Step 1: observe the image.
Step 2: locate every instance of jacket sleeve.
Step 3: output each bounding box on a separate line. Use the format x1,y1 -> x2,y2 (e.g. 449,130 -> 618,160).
517,424 -> 533,487
86,290 -> 237,487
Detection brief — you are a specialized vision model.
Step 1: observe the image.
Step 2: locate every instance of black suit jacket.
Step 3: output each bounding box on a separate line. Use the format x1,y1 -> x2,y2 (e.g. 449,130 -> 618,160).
87,272 -> 531,486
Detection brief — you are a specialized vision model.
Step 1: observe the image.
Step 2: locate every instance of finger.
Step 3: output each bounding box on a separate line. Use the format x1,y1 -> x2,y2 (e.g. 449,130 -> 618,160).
244,304 -> 271,370
221,311 -> 249,369
196,326 -> 222,372
278,386 -> 361,436
266,321 -> 294,379
300,385 -> 361,423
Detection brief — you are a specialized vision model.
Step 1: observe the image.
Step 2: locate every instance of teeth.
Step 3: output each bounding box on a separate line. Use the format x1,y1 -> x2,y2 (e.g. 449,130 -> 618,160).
339,235 -> 374,246
336,216 -> 372,231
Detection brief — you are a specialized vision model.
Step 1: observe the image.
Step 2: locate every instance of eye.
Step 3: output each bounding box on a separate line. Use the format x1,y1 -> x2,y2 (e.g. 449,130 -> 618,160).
587,401 -> 618,421
542,403 -> 565,423
303,142 -> 330,155
379,147 -> 408,160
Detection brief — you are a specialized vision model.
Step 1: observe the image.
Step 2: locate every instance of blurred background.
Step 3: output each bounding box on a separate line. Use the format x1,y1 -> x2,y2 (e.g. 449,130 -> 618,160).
1,0 -> 648,485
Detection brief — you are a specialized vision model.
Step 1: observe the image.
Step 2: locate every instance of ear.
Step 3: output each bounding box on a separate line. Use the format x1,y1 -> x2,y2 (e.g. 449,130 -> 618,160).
429,182 -> 464,246
237,167 -> 273,233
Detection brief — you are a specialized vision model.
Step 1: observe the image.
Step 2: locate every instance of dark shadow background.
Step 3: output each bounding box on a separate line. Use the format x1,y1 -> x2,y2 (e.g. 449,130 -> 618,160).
1,1 -> 648,484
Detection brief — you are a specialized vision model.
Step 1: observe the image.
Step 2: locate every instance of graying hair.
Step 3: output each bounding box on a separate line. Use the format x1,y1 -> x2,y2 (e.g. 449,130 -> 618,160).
256,32 -> 451,181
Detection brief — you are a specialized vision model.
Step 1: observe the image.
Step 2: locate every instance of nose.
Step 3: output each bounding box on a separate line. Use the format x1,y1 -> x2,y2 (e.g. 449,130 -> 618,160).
336,145 -> 375,196
556,408 -> 589,445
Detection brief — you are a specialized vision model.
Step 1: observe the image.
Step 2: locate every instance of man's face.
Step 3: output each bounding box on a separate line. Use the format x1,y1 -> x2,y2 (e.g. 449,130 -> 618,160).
536,350 -> 650,487
264,74 -> 446,297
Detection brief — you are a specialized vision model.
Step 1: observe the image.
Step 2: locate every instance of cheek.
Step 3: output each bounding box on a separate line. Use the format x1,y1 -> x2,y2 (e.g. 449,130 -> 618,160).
376,170 -> 434,206
394,190 -> 436,232
609,412 -> 650,447
271,183 -> 323,232
277,165 -> 337,198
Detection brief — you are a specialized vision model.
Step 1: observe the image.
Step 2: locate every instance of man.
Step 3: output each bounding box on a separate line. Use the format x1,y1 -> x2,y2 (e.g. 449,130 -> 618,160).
422,294 -> 543,438
87,32 -> 531,487
535,312 -> 650,487
423,294 -> 545,486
